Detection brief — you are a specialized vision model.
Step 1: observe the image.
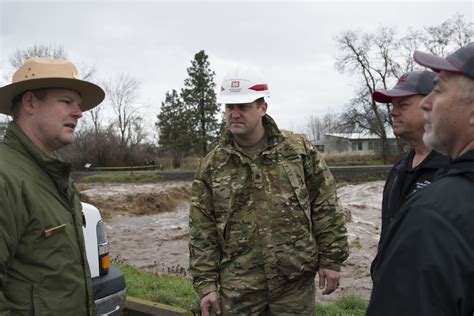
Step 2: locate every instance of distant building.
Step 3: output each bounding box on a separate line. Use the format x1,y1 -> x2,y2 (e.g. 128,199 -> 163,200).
312,131 -> 398,155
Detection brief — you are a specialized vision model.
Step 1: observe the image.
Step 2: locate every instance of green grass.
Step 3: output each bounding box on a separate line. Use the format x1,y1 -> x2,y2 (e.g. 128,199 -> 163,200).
367,159 -> 384,165
78,170 -> 197,183
316,293 -> 368,316
116,264 -> 200,312
118,263 -> 368,315
323,152 -> 388,166
78,172 -> 165,183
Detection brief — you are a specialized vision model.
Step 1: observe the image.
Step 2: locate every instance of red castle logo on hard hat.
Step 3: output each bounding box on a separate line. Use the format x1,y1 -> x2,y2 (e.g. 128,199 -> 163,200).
231,81 -> 240,88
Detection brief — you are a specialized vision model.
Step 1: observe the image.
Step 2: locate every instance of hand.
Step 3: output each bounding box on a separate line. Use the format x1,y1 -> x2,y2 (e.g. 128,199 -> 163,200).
318,268 -> 340,295
201,291 -> 221,316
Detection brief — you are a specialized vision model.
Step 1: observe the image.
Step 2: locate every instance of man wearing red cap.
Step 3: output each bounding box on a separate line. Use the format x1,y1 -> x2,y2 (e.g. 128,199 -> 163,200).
370,70 -> 448,279
0,58 -> 105,315
367,44 -> 474,315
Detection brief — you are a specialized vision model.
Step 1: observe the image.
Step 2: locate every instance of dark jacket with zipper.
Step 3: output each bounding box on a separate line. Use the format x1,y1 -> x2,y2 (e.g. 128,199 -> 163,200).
0,122 -> 95,315
379,149 -> 449,243
370,149 -> 448,279
367,150 -> 474,316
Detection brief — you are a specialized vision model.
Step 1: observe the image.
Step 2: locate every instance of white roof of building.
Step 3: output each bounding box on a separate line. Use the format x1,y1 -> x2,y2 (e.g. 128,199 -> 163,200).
325,130 -> 396,140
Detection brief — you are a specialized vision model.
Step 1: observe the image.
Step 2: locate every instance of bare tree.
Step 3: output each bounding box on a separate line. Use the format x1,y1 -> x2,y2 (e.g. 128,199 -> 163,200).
127,116 -> 148,152
61,122 -> 127,168
396,28 -> 425,75
424,13 -> 473,56
306,112 -> 346,146
306,115 -> 321,142
104,73 -> 142,161
75,63 -> 96,81
8,44 -> 96,80
339,88 -> 387,135
335,28 -> 395,162
322,112 -> 344,133
79,105 -> 108,166
88,105 -> 103,136
10,44 -> 67,69
334,14 -> 473,162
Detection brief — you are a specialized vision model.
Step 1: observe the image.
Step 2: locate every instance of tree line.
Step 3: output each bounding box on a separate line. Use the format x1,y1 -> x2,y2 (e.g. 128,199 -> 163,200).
1,14 -> 471,168
332,13 -> 472,162
1,46 -> 222,169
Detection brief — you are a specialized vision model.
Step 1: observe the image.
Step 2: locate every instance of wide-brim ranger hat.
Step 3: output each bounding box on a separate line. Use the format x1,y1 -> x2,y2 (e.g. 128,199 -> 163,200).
0,57 -> 105,115
414,42 -> 474,80
372,70 -> 436,103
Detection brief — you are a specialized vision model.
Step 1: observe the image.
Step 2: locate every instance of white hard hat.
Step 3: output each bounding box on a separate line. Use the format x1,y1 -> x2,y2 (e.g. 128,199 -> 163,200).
217,66 -> 270,104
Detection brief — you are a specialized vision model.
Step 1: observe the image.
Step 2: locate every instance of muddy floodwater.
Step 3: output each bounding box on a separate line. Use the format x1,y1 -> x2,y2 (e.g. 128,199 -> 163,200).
79,180 -> 383,303
106,205 -> 190,275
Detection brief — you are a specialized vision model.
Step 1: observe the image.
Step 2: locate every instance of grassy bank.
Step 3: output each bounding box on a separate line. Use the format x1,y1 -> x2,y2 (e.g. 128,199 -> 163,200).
76,152 -> 394,184
322,152 -> 385,166
118,263 -> 368,315
77,170 -> 195,184
117,264 -> 200,312
317,294 -> 367,315
77,166 -> 389,185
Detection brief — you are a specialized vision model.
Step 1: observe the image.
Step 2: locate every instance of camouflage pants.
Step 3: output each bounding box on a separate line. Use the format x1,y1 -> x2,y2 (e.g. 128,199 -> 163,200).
219,275 -> 316,315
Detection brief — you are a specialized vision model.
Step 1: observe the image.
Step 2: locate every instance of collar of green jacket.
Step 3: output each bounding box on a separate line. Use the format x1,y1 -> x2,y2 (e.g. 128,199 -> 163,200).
219,114 -> 284,149
3,121 -> 72,184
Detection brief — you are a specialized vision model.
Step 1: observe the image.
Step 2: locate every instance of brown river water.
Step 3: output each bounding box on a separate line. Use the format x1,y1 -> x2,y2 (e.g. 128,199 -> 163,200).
79,180 -> 384,303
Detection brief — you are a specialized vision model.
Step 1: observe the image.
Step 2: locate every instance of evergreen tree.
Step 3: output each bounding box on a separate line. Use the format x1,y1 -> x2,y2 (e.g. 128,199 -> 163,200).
156,90 -> 191,168
181,50 -> 220,156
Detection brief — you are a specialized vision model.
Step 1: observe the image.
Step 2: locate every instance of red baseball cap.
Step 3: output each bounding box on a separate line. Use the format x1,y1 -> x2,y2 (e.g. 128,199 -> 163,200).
373,70 -> 436,103
414,42 -> 474,80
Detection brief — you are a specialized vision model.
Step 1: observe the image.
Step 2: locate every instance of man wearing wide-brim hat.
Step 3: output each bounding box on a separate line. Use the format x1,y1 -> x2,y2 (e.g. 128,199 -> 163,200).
0,57 -> 104,315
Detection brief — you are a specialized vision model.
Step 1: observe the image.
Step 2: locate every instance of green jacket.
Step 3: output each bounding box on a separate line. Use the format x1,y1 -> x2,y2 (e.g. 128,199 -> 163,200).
0,122 -> 95,315
189,115 -> 349,298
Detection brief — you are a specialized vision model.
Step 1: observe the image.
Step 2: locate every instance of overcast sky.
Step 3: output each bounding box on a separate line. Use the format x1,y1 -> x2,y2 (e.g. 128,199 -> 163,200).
0,0 -> 473,134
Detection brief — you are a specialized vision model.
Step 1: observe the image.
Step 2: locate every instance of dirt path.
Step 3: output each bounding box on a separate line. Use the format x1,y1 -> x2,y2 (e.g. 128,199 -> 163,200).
79,180 -> 383,302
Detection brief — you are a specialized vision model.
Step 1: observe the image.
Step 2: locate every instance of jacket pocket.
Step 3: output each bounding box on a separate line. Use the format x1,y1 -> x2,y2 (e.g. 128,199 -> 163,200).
282,161 -> 312,232
212,168 -> 253,248
270,160 -> 318,279
274,229 -> 318,280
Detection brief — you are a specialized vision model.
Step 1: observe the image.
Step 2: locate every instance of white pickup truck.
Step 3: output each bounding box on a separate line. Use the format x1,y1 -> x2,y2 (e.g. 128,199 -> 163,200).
82,202 -> 127,316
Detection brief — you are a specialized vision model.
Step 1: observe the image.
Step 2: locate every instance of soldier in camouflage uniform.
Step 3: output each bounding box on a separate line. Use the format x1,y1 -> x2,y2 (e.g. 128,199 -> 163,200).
189,67 -> 349,315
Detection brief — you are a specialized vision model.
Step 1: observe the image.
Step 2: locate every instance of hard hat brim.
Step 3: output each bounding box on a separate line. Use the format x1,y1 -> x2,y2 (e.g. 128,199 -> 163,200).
217,93 -> 269,105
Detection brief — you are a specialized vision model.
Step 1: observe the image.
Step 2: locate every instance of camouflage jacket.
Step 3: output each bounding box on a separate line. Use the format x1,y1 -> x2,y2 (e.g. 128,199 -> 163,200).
189,115 -> 348,298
